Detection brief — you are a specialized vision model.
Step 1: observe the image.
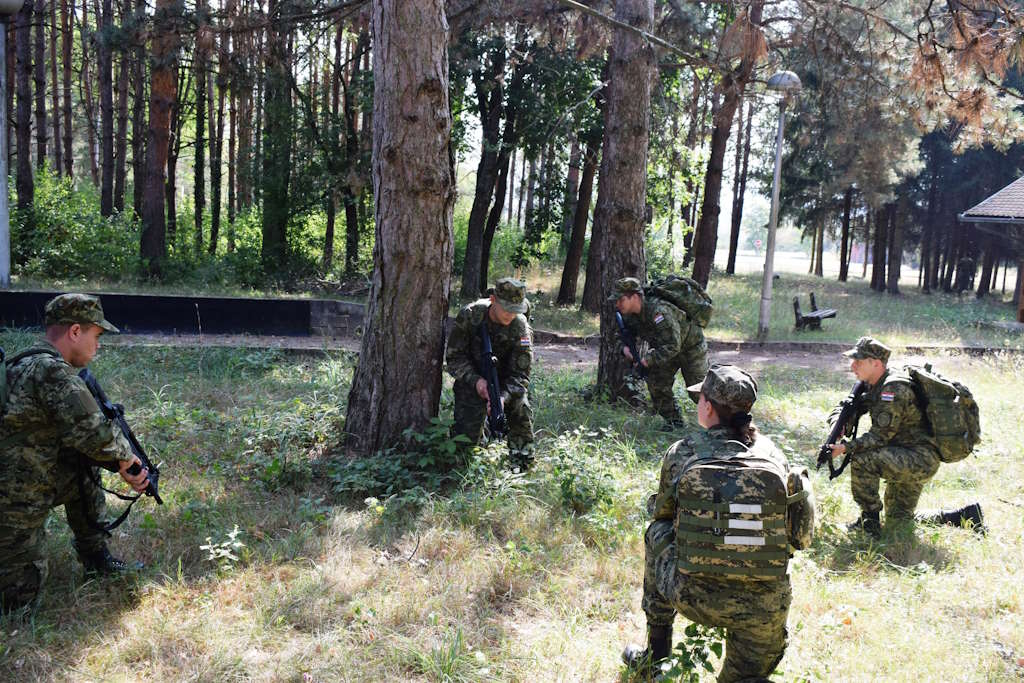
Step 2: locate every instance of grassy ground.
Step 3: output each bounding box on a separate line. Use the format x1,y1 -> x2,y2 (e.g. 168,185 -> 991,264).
521,266 -> 1023,349
1,328 -> 1021,682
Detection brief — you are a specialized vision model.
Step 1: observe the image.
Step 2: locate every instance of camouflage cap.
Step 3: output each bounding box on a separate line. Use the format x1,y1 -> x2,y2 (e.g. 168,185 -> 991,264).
44,293 -> 120,333
686,363 -> 758,412
607,277 -> 643,301
493,277 -> 529,314
843,336 -> 890,364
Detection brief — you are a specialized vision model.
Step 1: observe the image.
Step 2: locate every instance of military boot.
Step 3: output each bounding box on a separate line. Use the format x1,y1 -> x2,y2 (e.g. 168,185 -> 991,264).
846,510 -> 881,537
75,543 -> 133,576
919,503 -> 986,535
622,624 -> 672,678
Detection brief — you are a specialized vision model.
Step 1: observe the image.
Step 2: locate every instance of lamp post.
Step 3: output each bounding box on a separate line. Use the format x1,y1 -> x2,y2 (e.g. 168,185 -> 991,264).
0,0 -> 23,289
756,70 -> 801,340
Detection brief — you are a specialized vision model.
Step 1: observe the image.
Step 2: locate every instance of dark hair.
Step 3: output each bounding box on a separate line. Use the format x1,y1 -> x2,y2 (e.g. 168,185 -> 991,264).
708,397 -> 758,446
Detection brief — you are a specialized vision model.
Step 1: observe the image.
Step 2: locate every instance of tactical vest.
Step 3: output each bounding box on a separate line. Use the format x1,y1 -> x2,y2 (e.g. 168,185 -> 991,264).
901,364 -> 980,463
675,440 -> 806,581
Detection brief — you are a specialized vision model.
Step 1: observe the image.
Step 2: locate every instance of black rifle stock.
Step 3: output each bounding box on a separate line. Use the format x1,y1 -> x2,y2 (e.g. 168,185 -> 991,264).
817,380 -> 868,479
615,311 -> 647,378
79,368 -> 163,506
478,322 -> 508,439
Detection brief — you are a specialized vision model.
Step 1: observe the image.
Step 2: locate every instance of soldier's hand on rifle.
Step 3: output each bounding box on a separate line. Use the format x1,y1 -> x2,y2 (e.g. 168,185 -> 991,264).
475,377 -> 489,401
622,346 -> 634,362
486,395 -> 504,417
118,454 -> 150,493
828,443 -> 847,459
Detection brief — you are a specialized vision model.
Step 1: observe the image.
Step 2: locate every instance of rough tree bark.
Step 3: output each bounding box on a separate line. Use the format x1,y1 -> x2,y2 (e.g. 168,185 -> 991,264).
99,0 -> 114,214
113,17 -> 130,213
14,0 -> 32,209
61,0 -> 72,177
49,0 -> 61,174
260,0 -> 292,269
344,0 -> 455,455
79,0 -> 99,185
594,0 -> 654,400
130,0 -> 145,215
33,0 -> 46,167
886,202 -> 902,294
139,0 -> 180,275
838,187 -> 852,282
194,0 -> 207,252
561,137 -> 581,248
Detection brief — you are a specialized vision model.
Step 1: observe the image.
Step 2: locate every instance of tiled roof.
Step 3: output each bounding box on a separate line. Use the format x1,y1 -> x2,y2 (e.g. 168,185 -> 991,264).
961,176 -> 1024,222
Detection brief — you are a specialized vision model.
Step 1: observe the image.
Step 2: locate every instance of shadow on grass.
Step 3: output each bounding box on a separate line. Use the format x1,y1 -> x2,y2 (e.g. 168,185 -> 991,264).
810,522 -> 954,575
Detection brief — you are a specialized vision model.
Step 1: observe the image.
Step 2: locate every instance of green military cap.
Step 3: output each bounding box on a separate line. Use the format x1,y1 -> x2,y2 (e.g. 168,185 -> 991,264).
44,293 -> 120,333
493,277 -> 529,314
607,276 -> 643,301
843,336 -> 890,364
686,363 -> 758,412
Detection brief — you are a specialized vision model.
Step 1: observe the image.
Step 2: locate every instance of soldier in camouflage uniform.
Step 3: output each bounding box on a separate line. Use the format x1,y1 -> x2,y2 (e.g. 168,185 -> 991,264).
446,278 -> 534,471
0,294 -> 150,613
610,277 -> 709,430
828,337 -> 983,536
623,364 -> 815,682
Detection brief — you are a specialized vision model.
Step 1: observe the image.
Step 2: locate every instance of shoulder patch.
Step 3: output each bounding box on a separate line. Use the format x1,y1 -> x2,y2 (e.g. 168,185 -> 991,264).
519,335 -> 531,347
654,313 -> 665,325
880,391 -> 895,402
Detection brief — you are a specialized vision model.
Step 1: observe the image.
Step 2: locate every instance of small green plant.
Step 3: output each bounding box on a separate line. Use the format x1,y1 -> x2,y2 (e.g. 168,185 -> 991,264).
199,525 -> 246,572
658,623 -> 725,682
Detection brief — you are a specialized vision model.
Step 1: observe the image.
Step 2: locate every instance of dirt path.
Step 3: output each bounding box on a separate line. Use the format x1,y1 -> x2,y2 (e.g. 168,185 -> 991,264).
103,332 -> 990,374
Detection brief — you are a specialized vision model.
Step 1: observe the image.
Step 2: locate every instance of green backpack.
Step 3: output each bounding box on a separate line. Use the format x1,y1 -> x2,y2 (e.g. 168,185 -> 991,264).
674,440 -> 807,582
645,275 -> 714,328
903,364 -> 981,463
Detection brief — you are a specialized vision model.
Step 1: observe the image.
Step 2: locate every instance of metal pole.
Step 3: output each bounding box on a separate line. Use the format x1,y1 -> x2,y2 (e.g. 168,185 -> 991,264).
0,17 -> 9,288
757,98 -> 787,339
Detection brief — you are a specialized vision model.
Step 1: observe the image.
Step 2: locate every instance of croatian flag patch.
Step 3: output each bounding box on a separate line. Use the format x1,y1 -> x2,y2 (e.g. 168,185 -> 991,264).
881,392 -> 895,402
654,313 -> 665,324
520,336 -> 531,347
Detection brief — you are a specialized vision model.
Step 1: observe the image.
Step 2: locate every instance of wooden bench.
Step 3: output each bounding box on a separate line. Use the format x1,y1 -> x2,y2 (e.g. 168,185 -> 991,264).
793,293 -> 837,331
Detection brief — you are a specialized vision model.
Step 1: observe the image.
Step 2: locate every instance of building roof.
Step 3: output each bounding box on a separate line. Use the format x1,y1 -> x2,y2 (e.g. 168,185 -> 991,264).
959,176 -> 1024,224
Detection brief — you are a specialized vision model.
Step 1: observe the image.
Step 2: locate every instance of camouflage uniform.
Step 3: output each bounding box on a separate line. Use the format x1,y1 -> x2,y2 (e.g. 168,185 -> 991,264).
638,365 -> 815,682
0,295 -> 132,611
610,278 -> 709,422
446,278 -> 534,466
841,339 -> 940,523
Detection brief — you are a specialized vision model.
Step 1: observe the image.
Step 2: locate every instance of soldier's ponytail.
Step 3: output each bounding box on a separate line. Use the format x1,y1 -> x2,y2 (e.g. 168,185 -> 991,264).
709,398 -> 758,446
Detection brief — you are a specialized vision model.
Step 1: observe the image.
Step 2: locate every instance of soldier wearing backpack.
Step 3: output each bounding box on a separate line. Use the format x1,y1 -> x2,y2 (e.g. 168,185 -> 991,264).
623,364 -> 815,682
0,294 -> 150,613
827,337 -> 984,536
609,276 -> 711,430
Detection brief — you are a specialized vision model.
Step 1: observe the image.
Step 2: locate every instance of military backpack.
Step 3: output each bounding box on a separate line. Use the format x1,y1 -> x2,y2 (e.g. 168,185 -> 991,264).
674,439 -> 808,582
645,275 -> 714,328
902,364 -> 980,463
0,346 -> 61,419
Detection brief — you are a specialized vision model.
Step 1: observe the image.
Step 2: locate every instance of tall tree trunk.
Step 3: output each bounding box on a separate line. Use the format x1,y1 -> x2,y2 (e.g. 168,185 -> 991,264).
165,63 -> 187,246
209,47 -> 225,255
557,133 -> 601,304
194,0 -> 207,253
113,10 -> 130,213
942,220 -> 959,292
814,224 -> 824,277
461,44 -> 505,298
79,0 -> 99,185
506,147 -> 516,225
49,0 -> 61,173
33,0 -> 46,168
139,0 -> 179,275
260,0 -> 291,269
60,0 -> 72,177
561,136 -> 581,248
871,208 -> 887,291
515,150 -> 526,228
523,156 -> 536,229
976,238 -> 996,299
839,187 -> 852,282
807,227 -> 817,274
130,0 -> 145,216
98,0 -> 113,214
886,202 -> 902,294
341,31 -> 368,273
14,1 -> 32,209
595,0 -> 654,400
226,6 -> 236,251
726,99 -> 753,274
344,0 -> 455,455
679,72 -> 702,268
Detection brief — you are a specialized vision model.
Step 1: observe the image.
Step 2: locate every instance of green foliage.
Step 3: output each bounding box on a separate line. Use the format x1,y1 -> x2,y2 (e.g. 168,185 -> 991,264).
658,623 -> 725,682
199,524 -> 247,573
547,426 -> 617,515
12,167 -> 140,280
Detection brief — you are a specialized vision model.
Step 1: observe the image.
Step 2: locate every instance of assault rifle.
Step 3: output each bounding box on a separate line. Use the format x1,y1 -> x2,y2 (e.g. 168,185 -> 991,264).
478,323 -> 508,439
79,369 -> 163,530
615,311 -> 647,378
816,381 -> 868,480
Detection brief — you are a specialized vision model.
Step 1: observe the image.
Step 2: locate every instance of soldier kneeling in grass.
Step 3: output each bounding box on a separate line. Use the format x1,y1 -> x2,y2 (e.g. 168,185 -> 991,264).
623,364 -> 815,681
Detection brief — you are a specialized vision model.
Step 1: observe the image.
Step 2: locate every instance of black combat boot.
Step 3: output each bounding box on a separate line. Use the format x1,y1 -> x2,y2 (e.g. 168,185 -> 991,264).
76,543 -> 133,576
622,624 -> 673,678
921,503 -> 986,535
846,510 -> 881,537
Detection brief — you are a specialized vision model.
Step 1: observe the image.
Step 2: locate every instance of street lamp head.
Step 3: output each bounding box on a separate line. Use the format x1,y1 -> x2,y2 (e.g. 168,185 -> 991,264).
0,0 -> 23,16
766,70 -> 802,94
